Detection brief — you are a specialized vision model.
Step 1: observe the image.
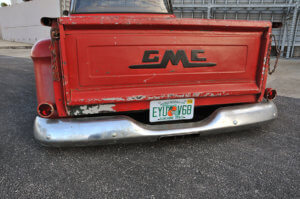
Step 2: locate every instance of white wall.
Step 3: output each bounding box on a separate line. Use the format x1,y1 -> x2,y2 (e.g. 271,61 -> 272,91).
0,0 -> 60,44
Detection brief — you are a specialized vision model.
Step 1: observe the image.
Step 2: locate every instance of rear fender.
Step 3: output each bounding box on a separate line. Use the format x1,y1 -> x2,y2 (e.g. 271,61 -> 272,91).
31,37 -> 67,118
31,39 -> 55,107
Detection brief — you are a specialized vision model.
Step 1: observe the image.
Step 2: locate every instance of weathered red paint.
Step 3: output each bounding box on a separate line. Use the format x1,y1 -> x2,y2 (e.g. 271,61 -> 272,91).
32,14 -> 272,118
31,39 -> 55,106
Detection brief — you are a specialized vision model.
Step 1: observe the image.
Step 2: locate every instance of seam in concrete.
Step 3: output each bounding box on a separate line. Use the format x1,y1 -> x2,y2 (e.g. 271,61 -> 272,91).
0,46 -> 32,49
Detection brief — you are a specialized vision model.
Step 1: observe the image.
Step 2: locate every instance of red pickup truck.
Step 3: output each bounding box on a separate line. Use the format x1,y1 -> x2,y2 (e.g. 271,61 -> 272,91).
32,0 -> 277,147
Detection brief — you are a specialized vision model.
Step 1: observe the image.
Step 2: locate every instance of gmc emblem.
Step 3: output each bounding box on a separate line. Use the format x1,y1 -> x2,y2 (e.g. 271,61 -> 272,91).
129,50 -> 216,69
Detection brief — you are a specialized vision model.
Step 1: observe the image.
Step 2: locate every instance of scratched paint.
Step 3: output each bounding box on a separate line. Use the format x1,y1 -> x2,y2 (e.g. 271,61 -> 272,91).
143,74 -> 156,83
127,95 -> 146,101
73,92 -> 231,104
102,97 -> 125,101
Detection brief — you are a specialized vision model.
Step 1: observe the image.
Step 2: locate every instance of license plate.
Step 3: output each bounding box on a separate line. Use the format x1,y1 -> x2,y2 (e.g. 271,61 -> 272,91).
150,98 -> 195,123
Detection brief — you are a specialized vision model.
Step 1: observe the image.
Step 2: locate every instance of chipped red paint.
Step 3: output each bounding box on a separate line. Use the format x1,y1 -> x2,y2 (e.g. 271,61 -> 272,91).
31,39 -> 55,107
33,14 -> 272,118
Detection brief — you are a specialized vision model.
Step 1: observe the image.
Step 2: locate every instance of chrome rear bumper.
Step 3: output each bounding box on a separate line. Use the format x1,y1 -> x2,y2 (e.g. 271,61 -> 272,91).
34,101 -> 277,147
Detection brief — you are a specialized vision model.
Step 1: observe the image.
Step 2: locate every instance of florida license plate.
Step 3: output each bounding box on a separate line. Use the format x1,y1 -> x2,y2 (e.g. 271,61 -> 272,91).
150,98 -> 195,123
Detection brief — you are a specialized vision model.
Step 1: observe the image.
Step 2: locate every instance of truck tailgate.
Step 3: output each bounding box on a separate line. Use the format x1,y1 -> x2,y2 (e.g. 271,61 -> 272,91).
57,16 -> 271,114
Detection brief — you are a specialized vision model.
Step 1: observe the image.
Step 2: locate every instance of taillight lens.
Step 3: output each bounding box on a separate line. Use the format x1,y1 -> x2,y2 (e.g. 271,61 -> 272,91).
37,103 -> 54,118
265,88 -> 277,100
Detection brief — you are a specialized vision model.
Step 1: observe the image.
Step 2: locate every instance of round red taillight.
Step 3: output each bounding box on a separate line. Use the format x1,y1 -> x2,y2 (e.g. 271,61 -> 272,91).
37,103 -> 54,118
265,88 -> 277,100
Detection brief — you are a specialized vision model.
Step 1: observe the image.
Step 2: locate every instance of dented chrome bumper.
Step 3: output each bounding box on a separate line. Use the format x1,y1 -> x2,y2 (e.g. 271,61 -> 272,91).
34,101 -> 277,147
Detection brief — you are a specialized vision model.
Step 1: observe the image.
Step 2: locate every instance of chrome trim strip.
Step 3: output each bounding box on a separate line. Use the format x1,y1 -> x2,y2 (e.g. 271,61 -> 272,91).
34,101 -> 277,147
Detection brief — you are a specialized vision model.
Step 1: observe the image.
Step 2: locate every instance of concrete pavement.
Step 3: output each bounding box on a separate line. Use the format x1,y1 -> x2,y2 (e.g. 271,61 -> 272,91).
267,59 -> 300,98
